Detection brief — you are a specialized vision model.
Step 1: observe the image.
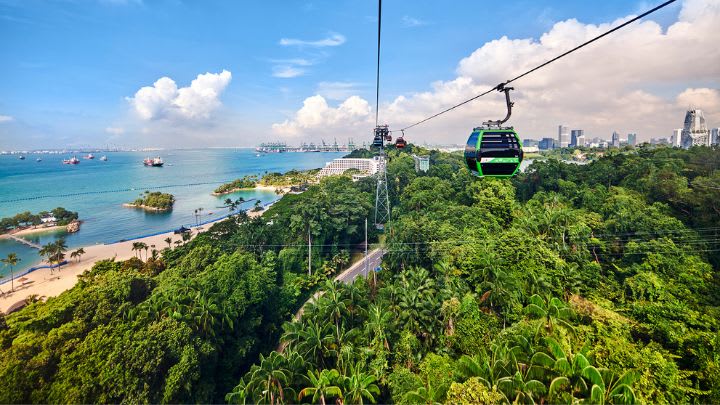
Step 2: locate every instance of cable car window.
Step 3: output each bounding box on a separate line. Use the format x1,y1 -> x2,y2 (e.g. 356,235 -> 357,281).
465,132 -> 479,171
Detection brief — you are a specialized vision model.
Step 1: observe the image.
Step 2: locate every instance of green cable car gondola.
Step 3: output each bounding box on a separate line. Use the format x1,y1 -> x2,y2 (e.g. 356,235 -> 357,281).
465,128 -> 523,177
464,85 -> 523,177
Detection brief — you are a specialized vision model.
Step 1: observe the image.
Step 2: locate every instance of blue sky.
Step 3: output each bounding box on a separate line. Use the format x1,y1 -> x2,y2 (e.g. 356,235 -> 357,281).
3,0 -> 718,149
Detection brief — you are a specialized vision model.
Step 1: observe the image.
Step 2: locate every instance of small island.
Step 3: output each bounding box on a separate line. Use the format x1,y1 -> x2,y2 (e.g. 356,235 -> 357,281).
212,175 -> 258,196
213,169 -> 320,197
124,191 -> 175,211
0,207 -> 80,236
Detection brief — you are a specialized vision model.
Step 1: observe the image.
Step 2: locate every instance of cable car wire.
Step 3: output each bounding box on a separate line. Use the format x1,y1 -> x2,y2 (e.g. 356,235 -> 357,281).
374,0 -> 383,127
399,0 -> 678,132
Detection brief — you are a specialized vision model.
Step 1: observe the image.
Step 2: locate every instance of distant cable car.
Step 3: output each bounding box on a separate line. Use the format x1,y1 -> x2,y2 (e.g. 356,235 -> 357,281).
372,134 -> 384,148
395,133 -> 407,149
465,85 -> 523,177
373,125 -> 389,148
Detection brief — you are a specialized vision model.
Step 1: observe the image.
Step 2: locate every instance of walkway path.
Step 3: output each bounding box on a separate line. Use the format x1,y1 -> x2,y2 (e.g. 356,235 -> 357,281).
6,235 -> 42,249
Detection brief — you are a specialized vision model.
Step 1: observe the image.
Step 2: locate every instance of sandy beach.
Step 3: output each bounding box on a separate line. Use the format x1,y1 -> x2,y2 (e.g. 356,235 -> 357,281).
1,224 -> 68,238
0,208 -> 267,314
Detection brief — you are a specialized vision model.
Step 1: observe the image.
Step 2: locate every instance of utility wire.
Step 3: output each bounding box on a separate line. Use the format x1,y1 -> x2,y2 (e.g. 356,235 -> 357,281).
400,0 -> 678,131
374,0 -> 382,127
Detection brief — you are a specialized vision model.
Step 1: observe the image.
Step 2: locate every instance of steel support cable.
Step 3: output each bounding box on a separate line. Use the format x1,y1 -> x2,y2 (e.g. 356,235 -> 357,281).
400,0 -> 678,132
374,0 -> 382,127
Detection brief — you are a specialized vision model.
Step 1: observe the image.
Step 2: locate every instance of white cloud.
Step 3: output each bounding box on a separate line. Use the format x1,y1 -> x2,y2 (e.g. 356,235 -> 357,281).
273,66 -> 306,78
316,82 -> 364,100
401,15 -> 428,27
127,70 -> 232,121
279,33 -> 346,47
270,58 -> 314,66
272,95 -> 371,136
676,88 -> 720,113
0,115 -> 13,123
105,126 -> 125,135
272,0 -> 719,142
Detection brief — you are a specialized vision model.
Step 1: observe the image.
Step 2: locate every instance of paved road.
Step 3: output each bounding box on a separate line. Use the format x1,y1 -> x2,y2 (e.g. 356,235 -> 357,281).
335,248 -> 384,284
287,248 -> 384,322
277,248 -> 385,352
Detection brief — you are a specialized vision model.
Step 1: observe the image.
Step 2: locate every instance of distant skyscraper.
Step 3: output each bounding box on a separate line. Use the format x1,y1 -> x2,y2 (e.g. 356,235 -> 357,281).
576,134 -> 585,148
539,137 -> 555,150
611,131 -> 621,147
570,130 -> 584,147
558,126 -> 570,148
681,110 -> 710,148
711,128 -> 719,146
671,129 -> 683,147
627,133 -> 637,146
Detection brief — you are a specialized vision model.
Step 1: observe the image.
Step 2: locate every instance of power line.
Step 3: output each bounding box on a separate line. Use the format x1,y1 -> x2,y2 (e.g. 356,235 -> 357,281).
400,0 -> 678,131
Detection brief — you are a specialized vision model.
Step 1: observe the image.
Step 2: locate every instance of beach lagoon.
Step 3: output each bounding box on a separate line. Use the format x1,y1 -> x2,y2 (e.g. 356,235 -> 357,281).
0,149 -> 345,276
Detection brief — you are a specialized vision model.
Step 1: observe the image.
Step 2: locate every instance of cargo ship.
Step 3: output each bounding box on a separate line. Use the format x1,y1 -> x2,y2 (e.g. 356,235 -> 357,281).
143,156 -> 164,167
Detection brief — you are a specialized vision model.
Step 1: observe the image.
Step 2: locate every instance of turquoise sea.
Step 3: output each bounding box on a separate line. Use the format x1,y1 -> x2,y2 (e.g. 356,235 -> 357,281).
0,149 -> 345,277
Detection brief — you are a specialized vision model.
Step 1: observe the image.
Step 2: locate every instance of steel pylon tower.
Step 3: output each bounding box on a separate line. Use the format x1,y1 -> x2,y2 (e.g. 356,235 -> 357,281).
374,152 -> 390,228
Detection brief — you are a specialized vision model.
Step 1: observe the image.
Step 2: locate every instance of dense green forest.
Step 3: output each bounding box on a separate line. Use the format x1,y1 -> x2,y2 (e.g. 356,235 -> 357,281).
129,191 -> 175,211
0,145 -> 718,403
0,207 -> 79,233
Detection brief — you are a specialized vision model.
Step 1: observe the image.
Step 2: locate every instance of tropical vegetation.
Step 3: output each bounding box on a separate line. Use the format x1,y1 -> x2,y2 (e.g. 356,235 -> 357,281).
0,207 -> 79,233
214,176 -> 258,195
128,191 -> 175,211
0,145 -> 718,403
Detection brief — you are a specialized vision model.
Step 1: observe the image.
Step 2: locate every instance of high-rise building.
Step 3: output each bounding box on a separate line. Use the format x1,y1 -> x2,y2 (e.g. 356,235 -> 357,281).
627,133 -> 637,146
412,155 -> 430,173
523,139 -> 539,147
570,129 -> 584,147
558,126 -> 570,148
611,131 -> 621,148
576,134 -> 585,148
671,129 -> 683,147
681,110 -> 710,148
539,137 -> 555,150
711,128 -> 719,146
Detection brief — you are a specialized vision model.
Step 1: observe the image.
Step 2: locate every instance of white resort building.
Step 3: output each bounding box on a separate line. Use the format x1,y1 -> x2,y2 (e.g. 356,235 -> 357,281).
317,157 -> 383,180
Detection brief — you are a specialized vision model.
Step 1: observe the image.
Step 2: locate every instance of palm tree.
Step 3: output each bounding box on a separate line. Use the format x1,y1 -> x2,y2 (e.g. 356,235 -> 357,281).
524,294 -> 575,336
181,231 -> 192,245
297,320 -> 334,368
48,238 -> 68,268
343,363 -> 380,404
1,253 -> 20,292
39,242 -> 54,271
131,242 -> 143,259
233,352 -> 295,404
69,247 -> 85,263
402,381 -> 447,405
164,237 -> 173,249
298,369 -> 343,405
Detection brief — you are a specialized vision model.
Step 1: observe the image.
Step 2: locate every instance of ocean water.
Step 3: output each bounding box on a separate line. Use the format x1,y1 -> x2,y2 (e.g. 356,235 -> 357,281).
0,149 -> 345,276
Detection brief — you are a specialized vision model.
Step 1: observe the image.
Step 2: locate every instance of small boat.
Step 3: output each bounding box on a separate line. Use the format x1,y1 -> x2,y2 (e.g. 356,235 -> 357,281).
255,153 -> 261,157
63,156 -> 80,165
36,158 -> 42,162
100,155 -> 108,161
18,155 -> 25,160
84,153 -> 95,159
143,156 -> 164,167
